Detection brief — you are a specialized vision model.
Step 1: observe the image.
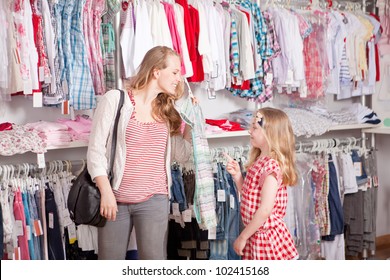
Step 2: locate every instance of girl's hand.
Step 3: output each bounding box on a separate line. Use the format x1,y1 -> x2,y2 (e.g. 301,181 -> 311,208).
233,235 -> 247,256
224,152 -> 241,178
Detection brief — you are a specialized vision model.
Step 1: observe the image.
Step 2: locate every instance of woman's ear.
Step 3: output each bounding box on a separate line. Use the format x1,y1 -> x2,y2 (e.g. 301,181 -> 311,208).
153,68 -> 160,79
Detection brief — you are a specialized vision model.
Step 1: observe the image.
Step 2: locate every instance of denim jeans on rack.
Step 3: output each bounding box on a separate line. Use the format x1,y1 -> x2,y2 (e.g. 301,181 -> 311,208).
351,149 -> 368,185
215,162 -> 228,240
28,191 -> 42,260
210,163 -> 229,260
45,187 -> 64,260
226,172 -> 241,260
170,167 -> 187,212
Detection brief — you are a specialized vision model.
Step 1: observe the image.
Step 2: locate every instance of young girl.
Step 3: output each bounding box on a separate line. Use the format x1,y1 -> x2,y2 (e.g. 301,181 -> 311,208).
225,107 -> 299,260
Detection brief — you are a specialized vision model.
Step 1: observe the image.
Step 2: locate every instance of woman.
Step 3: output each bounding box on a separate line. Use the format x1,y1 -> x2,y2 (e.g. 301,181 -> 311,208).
87,46 -> 192,260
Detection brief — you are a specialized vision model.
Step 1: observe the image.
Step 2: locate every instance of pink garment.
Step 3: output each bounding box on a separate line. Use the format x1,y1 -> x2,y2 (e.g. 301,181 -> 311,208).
71,132 -> 90,142
57,115 -> 92,134
24,121 -> 68,133
0,125 -> 46,155
31,1 -> 51,84
83,0 -> 105,95
39,131 -> 73,142
303,34 -> 324,98
162,2 -> 185,75
13,0 -> 31,81
13,190 -> 30,260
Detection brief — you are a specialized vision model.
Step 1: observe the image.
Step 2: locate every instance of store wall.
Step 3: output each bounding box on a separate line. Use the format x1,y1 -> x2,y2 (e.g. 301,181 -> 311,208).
1,78 -> 389,237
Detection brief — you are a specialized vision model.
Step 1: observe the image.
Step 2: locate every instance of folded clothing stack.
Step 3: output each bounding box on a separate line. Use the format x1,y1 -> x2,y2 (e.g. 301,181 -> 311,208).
350,103 -> 381,125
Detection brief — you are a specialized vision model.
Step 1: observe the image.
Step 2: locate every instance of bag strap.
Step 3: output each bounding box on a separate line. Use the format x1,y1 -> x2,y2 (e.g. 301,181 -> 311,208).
107,89 -> 125,182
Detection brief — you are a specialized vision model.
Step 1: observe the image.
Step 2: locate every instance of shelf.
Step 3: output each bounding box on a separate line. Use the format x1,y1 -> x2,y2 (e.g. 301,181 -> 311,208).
205,124 -> 378,139
42,124 -> 380,147
206,130 -> 249,139
327,123 -> 377,131
46,141 -> 88,150
362,127 -> 390,135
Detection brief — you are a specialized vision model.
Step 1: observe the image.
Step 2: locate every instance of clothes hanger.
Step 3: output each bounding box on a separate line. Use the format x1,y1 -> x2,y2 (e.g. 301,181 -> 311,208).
75,159 -> 86,176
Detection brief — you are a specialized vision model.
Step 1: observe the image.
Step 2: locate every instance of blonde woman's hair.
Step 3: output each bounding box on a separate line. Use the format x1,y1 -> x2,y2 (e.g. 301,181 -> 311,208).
126,46 -> 184,136
246,107 -> 298,186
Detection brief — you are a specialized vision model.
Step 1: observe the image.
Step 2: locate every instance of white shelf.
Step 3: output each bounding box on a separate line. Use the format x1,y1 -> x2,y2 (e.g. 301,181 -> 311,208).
206,130 -> 249,139
362,127 -> 390,135
46,141 -> 88,150
327,123 -> 378,131
205,124 -> 379,139
43,124 -> 380,148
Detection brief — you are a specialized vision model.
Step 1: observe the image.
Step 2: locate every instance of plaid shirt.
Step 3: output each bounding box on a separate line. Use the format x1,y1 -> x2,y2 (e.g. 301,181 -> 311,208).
83,0 -> 106,96
70,0 -> 96,110
262,11 -> 281,103
303,23 -> 324,99
227,2 -> 273,102
240,156 -> 298,260
230,16 -> 240,78
101,0 -> 121,91
101,22 -> 116,91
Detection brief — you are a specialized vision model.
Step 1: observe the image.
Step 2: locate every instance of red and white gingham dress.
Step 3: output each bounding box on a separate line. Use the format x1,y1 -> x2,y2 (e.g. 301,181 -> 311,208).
240,156 -> 298,260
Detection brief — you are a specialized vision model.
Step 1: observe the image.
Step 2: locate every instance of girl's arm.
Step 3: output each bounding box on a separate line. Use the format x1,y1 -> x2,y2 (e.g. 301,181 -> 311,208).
234,174 -> 279,255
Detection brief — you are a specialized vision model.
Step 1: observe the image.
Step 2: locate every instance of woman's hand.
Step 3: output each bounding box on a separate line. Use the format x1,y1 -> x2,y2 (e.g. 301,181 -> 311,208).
100,188 -> 118,221
95,176 -> 118,221
190,95 -> 198,105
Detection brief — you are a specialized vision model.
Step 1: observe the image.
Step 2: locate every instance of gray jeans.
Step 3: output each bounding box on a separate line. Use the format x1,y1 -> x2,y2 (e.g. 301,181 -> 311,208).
98,194 -> 169,260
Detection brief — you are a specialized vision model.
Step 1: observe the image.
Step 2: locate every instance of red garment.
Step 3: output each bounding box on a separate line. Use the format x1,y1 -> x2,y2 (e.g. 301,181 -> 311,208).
187,5 -> 204,82
176,0 -> 196,61
231,79 -> 251,90
0,122 -> 13,131
205,119 -> 243,131
370,13 -> 382,81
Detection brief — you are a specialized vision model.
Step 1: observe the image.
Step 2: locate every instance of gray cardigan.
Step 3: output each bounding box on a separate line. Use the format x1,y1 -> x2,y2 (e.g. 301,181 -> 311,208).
87,89 -> 192,198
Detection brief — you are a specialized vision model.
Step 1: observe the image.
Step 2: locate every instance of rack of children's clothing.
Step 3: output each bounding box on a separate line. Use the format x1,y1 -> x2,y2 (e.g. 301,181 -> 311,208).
167,145 -> 250,260
166,134 -> 378,260
0,159 -> 100,260
294,136 -> 378,259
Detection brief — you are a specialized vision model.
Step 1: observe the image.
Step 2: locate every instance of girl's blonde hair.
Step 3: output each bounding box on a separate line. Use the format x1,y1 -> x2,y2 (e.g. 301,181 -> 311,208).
246,107 -> 298,186
127,46 -> 184,136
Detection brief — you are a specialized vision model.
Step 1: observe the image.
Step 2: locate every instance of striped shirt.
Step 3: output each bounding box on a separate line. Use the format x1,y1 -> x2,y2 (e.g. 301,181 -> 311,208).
114,99 -> 169,203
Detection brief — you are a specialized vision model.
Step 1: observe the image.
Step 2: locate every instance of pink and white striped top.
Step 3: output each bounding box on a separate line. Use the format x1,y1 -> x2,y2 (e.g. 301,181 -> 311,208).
113,104 -> 169,203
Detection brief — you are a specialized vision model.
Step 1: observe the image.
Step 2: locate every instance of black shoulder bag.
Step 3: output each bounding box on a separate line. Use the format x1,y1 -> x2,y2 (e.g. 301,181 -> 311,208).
67,89 -> 125,227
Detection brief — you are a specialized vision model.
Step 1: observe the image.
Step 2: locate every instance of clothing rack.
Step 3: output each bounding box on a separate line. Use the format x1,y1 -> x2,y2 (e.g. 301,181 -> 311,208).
209,145 -> 251,161
295,137 -> 366,153
209,137 -> 366,161
0,159 -> 85,181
